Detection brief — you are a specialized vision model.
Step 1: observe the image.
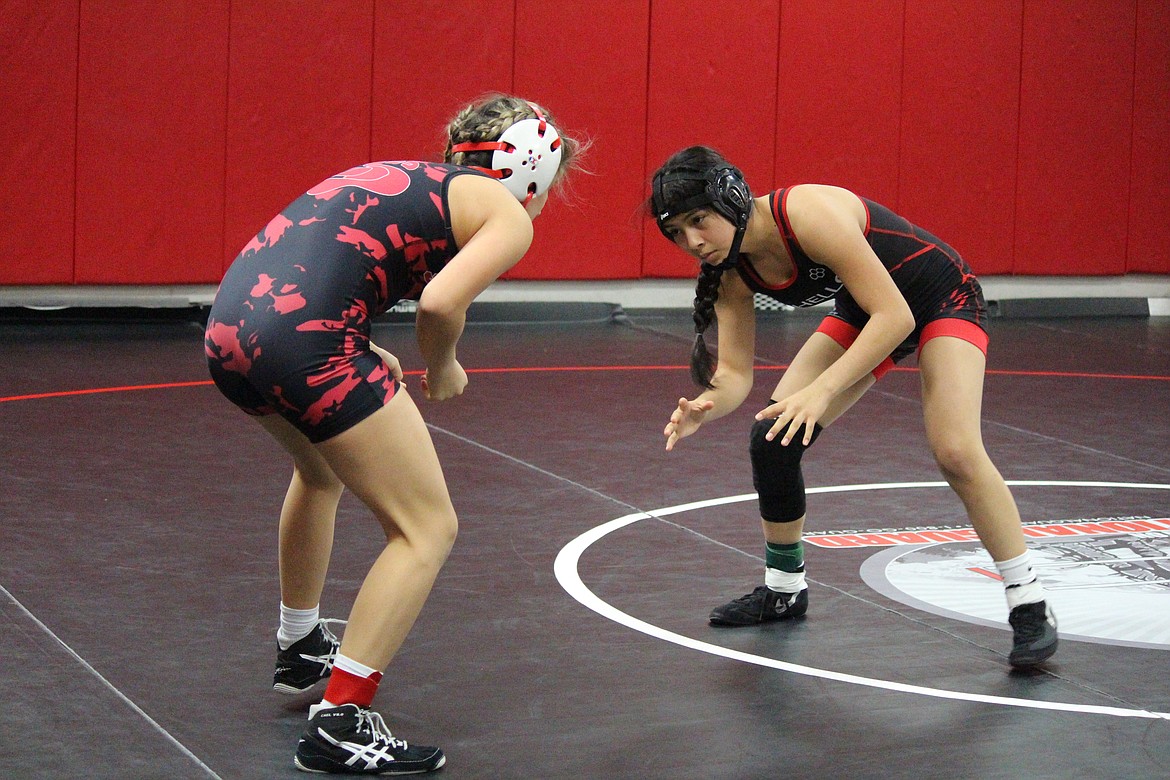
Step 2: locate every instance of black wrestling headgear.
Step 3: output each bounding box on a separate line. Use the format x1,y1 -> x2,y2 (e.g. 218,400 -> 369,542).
651,164 -> 752,239
652,164 -> 752,269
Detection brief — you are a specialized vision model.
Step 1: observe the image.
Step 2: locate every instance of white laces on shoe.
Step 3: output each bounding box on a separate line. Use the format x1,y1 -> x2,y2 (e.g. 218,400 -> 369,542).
319,618 -> 346,643
357,708 -> 409,752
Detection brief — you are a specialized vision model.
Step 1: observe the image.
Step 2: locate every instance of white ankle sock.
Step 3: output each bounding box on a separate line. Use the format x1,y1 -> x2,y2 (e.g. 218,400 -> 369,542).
995,552 -> 1045,609
764,568 -> 806,592
995,551 -> 1036,586
332,654 -> 379,678
277,603 -> 320,650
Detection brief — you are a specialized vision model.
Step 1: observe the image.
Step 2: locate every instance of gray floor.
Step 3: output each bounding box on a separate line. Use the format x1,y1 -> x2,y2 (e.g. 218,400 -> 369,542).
2,306 -> 1168,779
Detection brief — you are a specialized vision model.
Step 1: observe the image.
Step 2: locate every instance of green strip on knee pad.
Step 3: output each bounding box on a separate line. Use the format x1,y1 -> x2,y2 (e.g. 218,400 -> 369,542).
765,541 -> 804,573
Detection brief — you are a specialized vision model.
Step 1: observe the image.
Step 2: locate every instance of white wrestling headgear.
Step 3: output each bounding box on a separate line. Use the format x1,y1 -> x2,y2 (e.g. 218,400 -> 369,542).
450,105 -> 564,206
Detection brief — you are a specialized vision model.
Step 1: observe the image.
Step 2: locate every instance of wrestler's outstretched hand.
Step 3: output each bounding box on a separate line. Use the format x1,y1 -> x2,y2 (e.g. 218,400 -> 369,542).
664,397 -> 715,451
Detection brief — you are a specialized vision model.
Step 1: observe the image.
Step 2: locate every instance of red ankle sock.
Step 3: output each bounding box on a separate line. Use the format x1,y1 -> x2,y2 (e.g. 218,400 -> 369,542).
323,667 -> 383,708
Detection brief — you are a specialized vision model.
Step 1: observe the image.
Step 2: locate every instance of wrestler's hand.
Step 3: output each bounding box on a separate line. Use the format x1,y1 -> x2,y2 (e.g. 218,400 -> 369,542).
664,397 -> 715,451
369,342 -> 404,383
422,359 -> 468,401
755,383 -> 831,446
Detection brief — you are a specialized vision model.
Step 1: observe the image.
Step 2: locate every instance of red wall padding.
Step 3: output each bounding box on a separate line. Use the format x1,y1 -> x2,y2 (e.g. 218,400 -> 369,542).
371,1 -> 515,163
0,2 -> 78,284
514,0 -> 649,280
899,1 -> 1022,275
224,2 -> 375,272
2,1 -> 1167,286
1015,0 -> 1136,275
1128,0 -> 1170,273
643,0 -> 780,277
774,0 -> 904,205
74,1 -> 229,284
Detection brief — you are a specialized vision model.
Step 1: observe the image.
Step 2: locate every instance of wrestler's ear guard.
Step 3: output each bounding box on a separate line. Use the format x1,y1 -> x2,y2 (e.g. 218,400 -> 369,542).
449,105 -> 563,206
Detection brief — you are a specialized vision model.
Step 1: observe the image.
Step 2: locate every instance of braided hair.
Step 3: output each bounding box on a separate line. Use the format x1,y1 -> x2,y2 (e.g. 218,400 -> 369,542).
690,260 -> 727,388
648,146 -> 751,389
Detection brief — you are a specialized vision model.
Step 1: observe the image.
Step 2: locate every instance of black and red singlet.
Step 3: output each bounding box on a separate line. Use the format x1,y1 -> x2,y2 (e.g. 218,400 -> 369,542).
204,161 -> 488,442
736,187 -> 987,363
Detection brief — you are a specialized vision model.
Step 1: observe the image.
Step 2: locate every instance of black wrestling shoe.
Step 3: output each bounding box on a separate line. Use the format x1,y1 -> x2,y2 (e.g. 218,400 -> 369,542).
1008,600 -> 1058,669
274,620 -> 343,694
294,703 -> 446,775
709,585 -> 808,626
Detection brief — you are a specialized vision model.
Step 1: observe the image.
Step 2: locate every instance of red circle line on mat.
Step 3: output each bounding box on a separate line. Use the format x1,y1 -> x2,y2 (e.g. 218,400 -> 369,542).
2,364 -> 1168,404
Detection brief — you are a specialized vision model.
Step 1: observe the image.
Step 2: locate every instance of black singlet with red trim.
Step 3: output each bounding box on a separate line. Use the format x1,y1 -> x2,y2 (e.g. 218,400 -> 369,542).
736,187 -> 986,360
204,161 -> 489,442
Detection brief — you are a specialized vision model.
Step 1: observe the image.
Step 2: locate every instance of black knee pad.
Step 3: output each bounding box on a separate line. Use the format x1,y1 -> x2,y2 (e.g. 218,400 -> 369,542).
750,415 -> 822,522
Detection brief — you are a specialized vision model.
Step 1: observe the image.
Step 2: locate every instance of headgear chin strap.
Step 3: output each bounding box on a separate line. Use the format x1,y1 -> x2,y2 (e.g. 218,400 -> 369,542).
719,218 -> 749,271
450,106 -> 563,206
652,164 -> 753,270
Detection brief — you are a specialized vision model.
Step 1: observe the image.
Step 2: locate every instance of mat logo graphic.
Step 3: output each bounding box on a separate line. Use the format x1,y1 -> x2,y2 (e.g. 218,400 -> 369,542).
807,516 -> 1170,548
854,517 -> 1170,651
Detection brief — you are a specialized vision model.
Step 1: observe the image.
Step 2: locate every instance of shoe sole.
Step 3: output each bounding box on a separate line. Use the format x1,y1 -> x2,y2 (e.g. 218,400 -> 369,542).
709,609 -> 807,627
294,754 -> 446,774
274,680 -> 326,695
1009,642 -> 1058,669
274,664 -> 335,694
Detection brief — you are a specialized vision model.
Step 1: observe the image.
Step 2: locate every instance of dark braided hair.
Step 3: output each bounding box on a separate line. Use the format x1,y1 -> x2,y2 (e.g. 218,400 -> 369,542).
647,146 -> 751,390
690,261 -> 727,388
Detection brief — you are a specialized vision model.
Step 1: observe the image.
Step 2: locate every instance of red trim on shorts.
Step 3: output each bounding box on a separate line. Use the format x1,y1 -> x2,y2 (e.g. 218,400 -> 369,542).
920,318 -> 988,355
815,316 -> 989,381
815,317 -> 895,380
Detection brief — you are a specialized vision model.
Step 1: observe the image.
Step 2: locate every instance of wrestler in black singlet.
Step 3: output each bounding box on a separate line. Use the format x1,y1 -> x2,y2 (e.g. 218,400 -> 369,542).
204,161 -> 489,442
736,187 -> 987,363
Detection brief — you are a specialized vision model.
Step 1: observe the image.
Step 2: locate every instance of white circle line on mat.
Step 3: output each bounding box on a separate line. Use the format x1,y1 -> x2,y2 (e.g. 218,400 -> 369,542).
553,480 -> 1170,720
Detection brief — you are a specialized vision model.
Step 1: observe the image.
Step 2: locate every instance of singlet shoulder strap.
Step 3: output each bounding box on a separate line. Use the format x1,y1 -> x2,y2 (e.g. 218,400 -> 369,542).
771,187 -> 807,258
